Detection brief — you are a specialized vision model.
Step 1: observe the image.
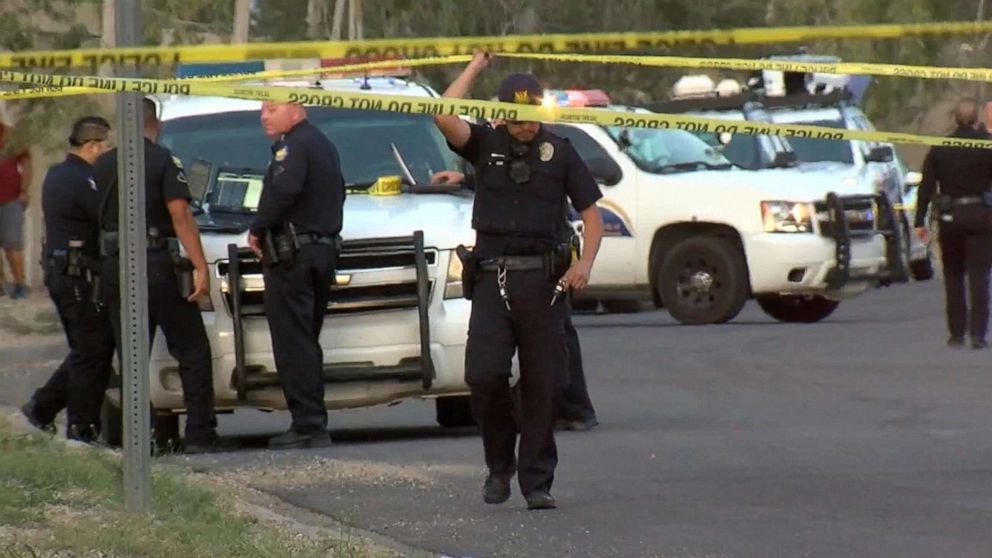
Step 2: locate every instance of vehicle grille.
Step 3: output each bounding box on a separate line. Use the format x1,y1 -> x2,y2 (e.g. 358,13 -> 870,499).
218,237 -> 438,316
814,196 -> 876,236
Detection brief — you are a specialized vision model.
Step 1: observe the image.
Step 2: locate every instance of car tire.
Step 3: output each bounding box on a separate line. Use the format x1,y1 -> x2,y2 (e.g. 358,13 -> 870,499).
99,391 -> 122,447
436,395 -> 476,428
657,236 -> 749,325
756,294 -> 840,323
153,413 -> 181,453
910,256 -> 934,281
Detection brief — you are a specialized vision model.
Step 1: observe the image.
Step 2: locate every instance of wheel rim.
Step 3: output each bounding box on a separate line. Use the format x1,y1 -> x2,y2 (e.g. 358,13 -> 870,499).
675,256 -> 723,312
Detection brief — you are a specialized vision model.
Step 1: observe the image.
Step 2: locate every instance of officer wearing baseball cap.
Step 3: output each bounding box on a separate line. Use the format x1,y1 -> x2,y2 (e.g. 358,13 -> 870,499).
434,53 -> 604,510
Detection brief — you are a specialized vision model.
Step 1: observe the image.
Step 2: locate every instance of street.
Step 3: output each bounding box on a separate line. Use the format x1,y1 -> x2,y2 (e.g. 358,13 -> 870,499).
5,280 -> 992,557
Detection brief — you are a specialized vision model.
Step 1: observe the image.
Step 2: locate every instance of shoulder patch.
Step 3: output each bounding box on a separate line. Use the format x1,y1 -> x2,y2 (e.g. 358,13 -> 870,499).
171,155 -> 184,170
274,145 -> 289,162
539,141 -> 555,162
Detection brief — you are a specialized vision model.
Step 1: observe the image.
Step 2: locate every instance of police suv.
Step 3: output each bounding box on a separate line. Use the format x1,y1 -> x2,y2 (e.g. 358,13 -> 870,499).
102,62 -> 482,444
542,86 -> 908,325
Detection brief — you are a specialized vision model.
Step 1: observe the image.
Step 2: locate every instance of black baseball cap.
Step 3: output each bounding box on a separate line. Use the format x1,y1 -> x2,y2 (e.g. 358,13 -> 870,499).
497,73 -> 543,105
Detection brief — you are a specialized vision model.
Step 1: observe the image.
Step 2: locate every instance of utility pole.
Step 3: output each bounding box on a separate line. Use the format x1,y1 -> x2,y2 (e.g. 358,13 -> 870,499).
115,0 -> 152,513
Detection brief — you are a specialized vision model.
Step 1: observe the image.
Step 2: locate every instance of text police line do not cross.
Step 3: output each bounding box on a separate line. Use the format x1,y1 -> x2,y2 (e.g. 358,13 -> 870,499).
2,69 -> 992,150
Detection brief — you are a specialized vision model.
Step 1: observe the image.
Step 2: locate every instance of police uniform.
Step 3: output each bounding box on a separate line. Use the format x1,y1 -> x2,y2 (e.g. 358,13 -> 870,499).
453,122 -> 602,503
95,139 -> 217,445
557,309 -> 598,429
916,125 -> 992,348
462,162 -> 598,430
24,154 -> 115,440
249,119 -> 345,445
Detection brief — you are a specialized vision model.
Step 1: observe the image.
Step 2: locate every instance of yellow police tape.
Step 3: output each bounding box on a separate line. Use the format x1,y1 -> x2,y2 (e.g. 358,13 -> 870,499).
11,47 -> 992,103
2,69 -> 990,149
0,55 -> 473,101
500,52 -> 992,83
5,20 -> 992,70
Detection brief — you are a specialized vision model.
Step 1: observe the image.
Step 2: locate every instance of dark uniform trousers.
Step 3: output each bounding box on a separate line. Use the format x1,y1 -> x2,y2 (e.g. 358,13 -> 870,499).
31,265 -> 115,427
938,205 -> 992,340
262,243 -> 337,432
560,308 -> 596,423
466,268 -> 569,497
103,250 -> 216,443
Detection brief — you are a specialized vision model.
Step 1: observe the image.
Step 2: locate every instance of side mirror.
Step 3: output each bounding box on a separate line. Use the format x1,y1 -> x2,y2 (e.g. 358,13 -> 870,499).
905,171 -> 922,187
772,151 -> 797,167
585,156 -> 623,186
866,145 -> 894,163
617,129 -> 633,149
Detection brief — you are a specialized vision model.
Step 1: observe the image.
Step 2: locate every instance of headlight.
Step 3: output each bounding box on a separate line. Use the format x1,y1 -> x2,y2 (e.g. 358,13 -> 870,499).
761,201 -> 813,233
443,248 -> 469,299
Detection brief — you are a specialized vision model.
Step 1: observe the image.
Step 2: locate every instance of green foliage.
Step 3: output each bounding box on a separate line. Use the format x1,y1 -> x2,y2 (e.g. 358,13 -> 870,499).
0,422 -> 371,557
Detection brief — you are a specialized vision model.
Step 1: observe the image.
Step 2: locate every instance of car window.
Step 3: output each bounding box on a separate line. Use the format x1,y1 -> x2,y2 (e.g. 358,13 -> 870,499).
546,124 -> 614,163
159,107 -> 459,187
602,126 -> 731,173
783,118 -> 855,165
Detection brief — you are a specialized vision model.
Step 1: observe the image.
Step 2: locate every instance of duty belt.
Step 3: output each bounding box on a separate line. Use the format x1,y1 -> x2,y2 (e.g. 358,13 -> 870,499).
296,232 -> 337,247
951,195 -> 986,206
478,256 -> 545,272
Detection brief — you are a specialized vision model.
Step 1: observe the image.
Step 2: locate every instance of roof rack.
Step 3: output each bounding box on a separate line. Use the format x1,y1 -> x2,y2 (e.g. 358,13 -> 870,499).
648,88 -> 852,114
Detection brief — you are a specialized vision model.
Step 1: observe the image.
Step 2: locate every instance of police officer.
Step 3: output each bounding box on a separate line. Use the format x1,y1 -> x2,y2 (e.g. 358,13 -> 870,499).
96,98 -> 221,453
20,116 -> 116,443
915,98 -> 992,349
246,100 -> 344,450
434,53 -> 604,510
432,168 -> 599,432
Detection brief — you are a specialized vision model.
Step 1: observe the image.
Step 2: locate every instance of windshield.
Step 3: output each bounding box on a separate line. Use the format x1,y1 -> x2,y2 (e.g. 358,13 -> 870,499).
605,126 -> 731,173
782,118 -> 854,165
692,131 -> 778,170
159,106 -> 459,188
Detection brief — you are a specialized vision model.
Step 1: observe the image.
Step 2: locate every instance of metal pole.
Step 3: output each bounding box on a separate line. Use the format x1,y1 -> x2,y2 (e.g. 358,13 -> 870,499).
115,0 -> 151,513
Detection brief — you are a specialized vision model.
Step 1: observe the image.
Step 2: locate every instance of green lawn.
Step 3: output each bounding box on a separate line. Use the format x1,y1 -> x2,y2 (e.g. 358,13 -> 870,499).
0,418 -> 386,557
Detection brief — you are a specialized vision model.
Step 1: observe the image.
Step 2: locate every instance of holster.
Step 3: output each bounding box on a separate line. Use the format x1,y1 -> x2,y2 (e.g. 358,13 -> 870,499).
99,230 -> 119,258
262,223 -> 300,268
455,244 -> 477,300
543,243 -> 572,281
166,238 -> 195,299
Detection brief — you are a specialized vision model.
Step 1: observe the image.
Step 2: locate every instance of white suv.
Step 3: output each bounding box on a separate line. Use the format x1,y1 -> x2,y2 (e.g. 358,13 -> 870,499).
102,74 -> 482,444
539,93 -> 905,325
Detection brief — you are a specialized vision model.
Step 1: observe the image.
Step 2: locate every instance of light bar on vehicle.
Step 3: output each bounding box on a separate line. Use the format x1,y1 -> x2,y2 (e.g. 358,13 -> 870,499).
544,89 -> 611,107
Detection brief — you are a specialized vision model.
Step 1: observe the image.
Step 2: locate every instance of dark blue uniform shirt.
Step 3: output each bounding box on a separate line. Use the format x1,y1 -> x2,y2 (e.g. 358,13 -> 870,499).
451,123 -> 601,257
95,139 -> 191,236
250,119 -> 345,238
42,153 -> 104,258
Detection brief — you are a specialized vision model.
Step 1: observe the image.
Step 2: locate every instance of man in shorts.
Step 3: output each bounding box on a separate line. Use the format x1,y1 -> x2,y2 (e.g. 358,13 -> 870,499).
0,122 -> 32,299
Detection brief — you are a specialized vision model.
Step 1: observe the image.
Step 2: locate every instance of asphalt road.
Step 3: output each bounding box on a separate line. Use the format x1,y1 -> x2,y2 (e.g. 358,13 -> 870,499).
6,280 -> 992,557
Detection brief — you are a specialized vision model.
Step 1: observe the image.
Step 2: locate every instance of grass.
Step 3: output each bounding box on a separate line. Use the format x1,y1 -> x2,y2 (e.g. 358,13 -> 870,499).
0,419 -> 386,558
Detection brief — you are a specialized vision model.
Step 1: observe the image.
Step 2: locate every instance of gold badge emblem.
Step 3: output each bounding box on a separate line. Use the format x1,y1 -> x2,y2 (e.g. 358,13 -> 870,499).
171,155 -> 184,169
274,146 -> 289,162
539,141 -> 554,162
513,90 -> 532,104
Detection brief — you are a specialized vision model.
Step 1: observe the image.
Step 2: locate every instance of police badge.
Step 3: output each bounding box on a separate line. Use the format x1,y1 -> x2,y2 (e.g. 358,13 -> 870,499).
274,145 -> 289,162
539,142 -> 554,162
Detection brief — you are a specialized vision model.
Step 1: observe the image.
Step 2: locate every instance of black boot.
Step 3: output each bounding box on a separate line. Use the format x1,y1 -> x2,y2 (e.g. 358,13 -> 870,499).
268,429 -> 332,450
67,424 -> 101,445
21,399 -> 56,434
483,474 -> 512,504
525,490 -> 557,510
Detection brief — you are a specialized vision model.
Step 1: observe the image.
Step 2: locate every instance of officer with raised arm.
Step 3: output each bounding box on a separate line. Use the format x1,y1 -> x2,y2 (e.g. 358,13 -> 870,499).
434,53 -> 604,510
